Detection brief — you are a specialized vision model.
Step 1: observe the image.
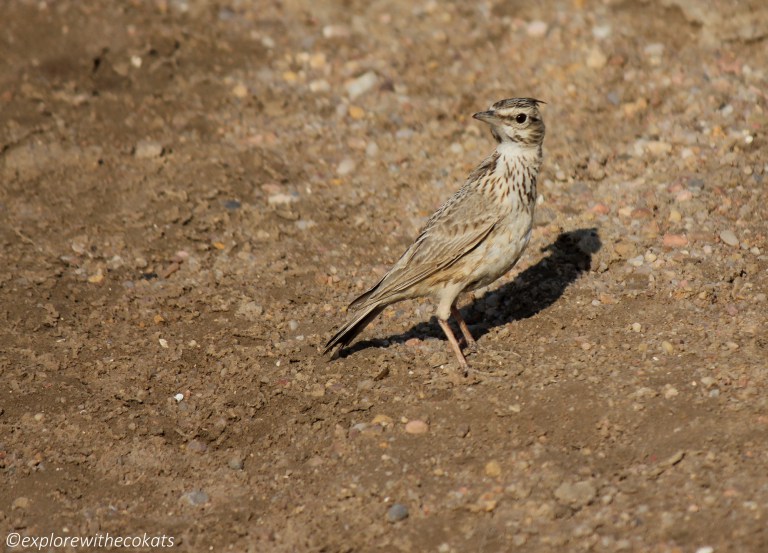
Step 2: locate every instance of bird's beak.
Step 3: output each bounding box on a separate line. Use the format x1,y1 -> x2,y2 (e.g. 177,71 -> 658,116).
472,110 -> 498,124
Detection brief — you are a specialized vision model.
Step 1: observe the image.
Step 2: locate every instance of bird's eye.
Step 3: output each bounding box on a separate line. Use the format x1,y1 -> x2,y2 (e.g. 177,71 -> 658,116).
515,113 -> 528,124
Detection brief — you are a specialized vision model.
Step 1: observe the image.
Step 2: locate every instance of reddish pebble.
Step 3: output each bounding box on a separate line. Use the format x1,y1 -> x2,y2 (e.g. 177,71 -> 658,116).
404,420 -> 429,434
667,182 -> 684,193
631,207 -> 652,219
405,338 -> 422,347
591,203 -> 610,214
662,233 -> 688,248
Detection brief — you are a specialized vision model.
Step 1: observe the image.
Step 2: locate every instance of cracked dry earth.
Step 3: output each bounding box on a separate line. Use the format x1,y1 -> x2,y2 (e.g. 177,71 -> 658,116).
1,0 -> 767,552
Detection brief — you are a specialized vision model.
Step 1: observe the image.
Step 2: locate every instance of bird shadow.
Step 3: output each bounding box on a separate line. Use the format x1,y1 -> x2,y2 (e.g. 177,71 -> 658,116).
343,228 -> 601,356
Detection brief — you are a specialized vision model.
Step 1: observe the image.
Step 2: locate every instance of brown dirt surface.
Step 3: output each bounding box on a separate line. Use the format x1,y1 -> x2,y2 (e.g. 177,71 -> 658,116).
1,0 -> 767,551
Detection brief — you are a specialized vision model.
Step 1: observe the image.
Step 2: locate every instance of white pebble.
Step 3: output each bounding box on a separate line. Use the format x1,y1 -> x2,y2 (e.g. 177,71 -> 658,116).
268,193 -> 298,206
295,220 -> 316,231
526,20 -> 548,37
134,140 -> 164,159
644,43 -> 665,57
174,393 -> 184,402
337,158 -> 357,176
345,71 -> 378,99
719,229 -> 739,247
309,79 -> 331,93
592,25 -> 612,39
159,338 -> 169,348
365,141 -> 380,157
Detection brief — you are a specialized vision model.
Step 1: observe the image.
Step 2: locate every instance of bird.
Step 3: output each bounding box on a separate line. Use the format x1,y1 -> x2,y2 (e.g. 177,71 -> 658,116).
324,98 -> 546,373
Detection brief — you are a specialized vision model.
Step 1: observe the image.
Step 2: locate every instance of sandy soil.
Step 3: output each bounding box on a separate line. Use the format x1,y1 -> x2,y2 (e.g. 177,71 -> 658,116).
1,0 -> 767,551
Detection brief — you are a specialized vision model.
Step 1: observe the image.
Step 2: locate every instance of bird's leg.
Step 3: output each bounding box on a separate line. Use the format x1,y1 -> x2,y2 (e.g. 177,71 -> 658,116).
451,305 -> 478,353
437,318 -> 469,374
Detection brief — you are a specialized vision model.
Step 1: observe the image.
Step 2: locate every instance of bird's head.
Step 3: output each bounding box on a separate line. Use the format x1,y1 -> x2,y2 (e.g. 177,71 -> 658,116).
473,98 -> 546,147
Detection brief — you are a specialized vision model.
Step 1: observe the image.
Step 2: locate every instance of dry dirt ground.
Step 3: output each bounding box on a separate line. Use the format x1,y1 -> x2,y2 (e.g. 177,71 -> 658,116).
1,1 -> 767,551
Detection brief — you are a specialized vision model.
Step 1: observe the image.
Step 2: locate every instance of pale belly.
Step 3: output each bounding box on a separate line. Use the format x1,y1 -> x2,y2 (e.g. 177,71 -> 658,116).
461,210 -> 534,291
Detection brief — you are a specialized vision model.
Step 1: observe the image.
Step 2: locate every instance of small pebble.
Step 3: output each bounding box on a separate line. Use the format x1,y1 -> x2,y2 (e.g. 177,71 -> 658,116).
187,439 -> 208,454
664,385 -> 679,399
719,229 -> 739,247
236,301 -> 264,320
554,481 -> 596,507
366,141 -> 379,157
386,503 -> 409,522
526,20 -> 548,37
662,233 -> 688,249
348,105 -> 365,119
309,384 -> 325,398
228,453 -> 245,470
485,460 -> 502,477
586,47 -> 607,69
268,193 -> 298,206
180,490 -> 209,506
309,52 -> 326,69
371,414 -> 393,426
592,24 -> 612,39
646,141 -> 672,156
337,158 -> 356,176
295,220 -> 316,231
323,24 -> 350,38
404,419 -> 429,434
134,140 -> 164,159
12,497 -> 31,510
345,71 -> 378,99
232,83 -> 248,98
309,79 -> 331,93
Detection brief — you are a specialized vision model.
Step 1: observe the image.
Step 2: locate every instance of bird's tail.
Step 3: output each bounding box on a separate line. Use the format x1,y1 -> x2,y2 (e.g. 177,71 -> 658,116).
324,303 -> 386,356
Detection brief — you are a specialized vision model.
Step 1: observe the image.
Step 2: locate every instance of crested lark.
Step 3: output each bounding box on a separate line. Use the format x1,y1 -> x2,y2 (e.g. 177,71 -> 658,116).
325,98 -> 546,372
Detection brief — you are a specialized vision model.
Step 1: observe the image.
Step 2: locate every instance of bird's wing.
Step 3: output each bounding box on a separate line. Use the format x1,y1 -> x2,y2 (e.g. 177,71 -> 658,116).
350,179 -> 501,309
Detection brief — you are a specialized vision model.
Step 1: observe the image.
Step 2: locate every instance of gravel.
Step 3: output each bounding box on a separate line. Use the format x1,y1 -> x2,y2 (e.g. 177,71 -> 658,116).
2,0 -> 767,551
386,503 -> 409,523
